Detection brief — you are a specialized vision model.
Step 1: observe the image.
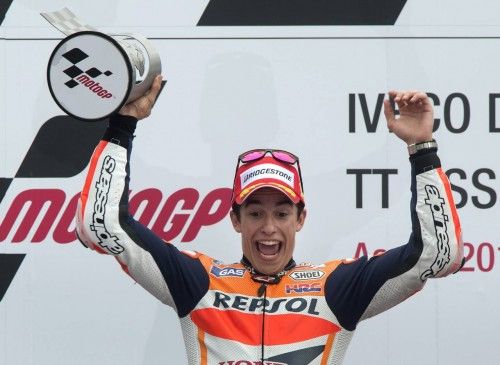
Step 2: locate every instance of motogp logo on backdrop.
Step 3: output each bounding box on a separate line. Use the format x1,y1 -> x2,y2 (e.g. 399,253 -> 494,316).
0,82 -> 230,302
61,47 -> 114,98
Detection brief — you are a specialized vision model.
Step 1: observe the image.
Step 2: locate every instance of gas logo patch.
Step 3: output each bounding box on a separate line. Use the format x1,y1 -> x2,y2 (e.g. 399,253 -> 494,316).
210,266 -> 245,278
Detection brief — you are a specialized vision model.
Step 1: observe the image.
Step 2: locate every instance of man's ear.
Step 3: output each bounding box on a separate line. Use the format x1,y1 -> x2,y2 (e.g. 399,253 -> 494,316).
296,208 -> 307,232
230,210 -> 241,233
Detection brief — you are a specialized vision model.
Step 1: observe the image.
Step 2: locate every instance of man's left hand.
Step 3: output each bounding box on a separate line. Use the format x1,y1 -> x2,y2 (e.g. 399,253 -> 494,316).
383,90 -> 434,145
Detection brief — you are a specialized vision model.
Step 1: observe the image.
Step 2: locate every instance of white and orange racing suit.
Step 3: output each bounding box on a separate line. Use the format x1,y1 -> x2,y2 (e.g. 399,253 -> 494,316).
75,115 -> 464,365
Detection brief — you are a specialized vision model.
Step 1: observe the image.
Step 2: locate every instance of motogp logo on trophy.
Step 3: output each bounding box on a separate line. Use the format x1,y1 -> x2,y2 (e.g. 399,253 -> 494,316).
61,47 -> 114,98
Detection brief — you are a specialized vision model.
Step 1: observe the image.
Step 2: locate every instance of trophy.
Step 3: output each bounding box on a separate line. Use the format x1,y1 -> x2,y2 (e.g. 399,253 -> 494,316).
41,8 -> 162,121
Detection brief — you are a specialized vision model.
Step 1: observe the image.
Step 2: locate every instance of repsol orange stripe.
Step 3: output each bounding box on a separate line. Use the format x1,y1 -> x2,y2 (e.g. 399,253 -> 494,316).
320,333 -> 336,365
80,140 -> 108,219
192,309 -> 260,345
191,308 -> 339,346
197,328 -> 208,365
265,313 -> 340,346
436,168 -> 462,245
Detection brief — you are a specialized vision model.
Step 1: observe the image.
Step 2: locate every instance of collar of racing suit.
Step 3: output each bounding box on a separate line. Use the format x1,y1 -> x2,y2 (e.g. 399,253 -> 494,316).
240,256 -> 296,296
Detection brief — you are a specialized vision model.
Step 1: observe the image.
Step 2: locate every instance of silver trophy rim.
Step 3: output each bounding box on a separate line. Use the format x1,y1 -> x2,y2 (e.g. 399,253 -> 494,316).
47,30 -> 134,122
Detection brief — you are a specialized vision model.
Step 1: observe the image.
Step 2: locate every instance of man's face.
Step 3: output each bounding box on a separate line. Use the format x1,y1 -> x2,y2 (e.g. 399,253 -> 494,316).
230,187 -> 306,275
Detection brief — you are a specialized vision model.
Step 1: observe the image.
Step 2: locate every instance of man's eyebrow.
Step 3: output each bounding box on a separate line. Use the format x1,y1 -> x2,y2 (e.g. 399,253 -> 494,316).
243,198 -> 262,206
276,199 -> 293,207
243,199 -> 292,207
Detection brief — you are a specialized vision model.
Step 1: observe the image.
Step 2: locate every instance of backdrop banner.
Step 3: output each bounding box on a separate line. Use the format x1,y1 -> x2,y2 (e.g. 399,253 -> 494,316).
1,1 -> 498,364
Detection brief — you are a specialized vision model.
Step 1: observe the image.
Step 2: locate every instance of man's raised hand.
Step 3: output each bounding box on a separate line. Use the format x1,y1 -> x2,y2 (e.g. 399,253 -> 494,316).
383,90 -> 434,145
119,74 -> 163,120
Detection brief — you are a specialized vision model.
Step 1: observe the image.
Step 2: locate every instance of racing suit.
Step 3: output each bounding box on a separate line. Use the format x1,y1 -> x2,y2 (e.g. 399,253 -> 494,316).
75,114 -> 463,365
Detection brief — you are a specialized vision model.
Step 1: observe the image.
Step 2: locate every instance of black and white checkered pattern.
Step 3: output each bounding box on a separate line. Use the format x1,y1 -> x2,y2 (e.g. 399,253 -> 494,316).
40,7 -> 97,36
42,8 -> 146,77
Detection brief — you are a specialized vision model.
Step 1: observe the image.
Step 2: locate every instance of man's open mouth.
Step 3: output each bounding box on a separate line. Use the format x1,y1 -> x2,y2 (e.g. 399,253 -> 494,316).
256,240 -> 282,257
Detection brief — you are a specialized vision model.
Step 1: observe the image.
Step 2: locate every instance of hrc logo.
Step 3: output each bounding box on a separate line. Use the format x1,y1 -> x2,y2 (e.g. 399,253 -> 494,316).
285,283 -> 322,294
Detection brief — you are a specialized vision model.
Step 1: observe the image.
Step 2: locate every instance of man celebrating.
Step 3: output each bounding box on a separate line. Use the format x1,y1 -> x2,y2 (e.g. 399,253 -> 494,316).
76,76 -> 463,364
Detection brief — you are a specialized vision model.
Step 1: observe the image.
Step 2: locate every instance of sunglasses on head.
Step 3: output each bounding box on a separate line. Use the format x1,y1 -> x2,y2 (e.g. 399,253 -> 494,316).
238,149 -> 299,164
236,149 -> 304,193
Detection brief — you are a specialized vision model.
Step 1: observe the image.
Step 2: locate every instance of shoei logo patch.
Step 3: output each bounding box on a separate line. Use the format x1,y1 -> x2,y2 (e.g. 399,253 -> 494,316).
62,48 -> 114,98
240,163 -> 294,189
289,270 -> 325,281
210,266 -> 245,278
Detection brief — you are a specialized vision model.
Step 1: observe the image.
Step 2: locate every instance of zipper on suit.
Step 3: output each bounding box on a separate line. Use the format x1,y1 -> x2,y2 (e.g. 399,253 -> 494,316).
260,283 -> 267,362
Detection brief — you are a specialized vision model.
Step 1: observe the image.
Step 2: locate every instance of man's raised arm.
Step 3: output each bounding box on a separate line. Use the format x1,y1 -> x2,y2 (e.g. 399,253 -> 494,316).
74,75 -> 210,317
324,90 -> 464,330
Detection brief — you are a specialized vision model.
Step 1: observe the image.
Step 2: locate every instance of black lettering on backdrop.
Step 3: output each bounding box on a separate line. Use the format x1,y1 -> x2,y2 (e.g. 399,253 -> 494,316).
472,168 -> 496,209
349,92 -> 469,134
446,168 -> 496,209
427,93 -> 469,133
347,167 -> 496,210
489,93 -> 500,132
346,169 -> 398,208
444,93 -> 470,133
427,92 -> 441,132
348,93 -> 385,133
346,169 -> 370,207
373,169 -> 398,208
